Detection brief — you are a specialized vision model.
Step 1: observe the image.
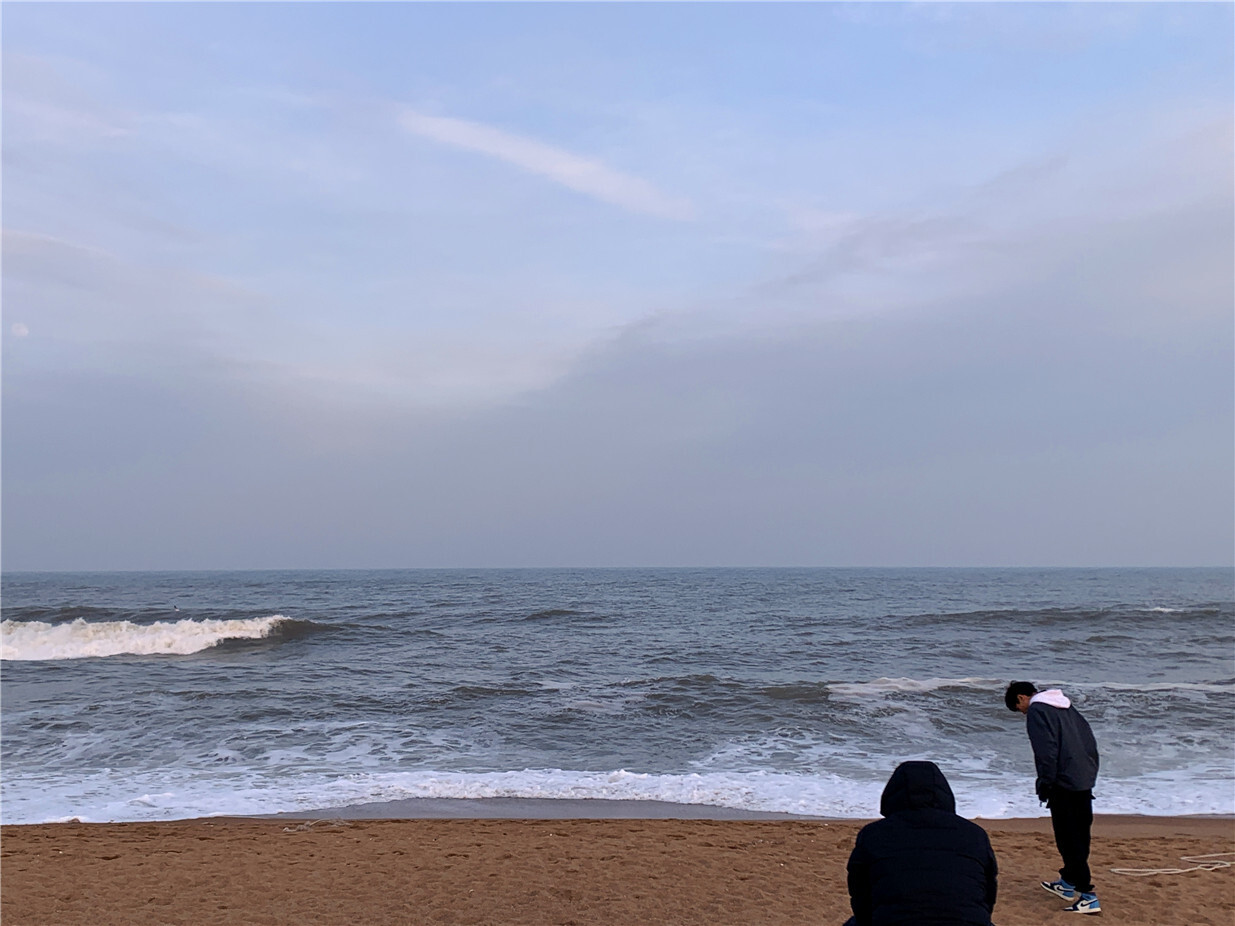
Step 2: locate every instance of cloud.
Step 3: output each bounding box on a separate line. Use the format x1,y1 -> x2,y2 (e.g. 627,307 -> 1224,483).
398,108 -> 695,221
2,53 -> 133,145
0,227 -> 271,373
0,226 -> 614,413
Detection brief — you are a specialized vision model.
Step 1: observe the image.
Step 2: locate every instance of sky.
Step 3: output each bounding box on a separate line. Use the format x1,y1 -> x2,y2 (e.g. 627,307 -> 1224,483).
2,2 -> 1232,570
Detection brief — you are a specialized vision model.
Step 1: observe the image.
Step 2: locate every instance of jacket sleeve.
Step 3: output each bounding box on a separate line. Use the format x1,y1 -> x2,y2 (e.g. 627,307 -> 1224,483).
984,834 -> 998,914
846,836 -> 873,926
1026,705 -> 1059,800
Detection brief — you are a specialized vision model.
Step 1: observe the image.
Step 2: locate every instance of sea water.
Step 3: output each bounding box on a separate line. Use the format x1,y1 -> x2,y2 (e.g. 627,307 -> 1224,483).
2,568 -> 1231,824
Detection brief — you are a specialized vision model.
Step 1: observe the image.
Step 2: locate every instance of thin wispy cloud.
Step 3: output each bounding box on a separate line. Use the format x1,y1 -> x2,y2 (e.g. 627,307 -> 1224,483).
398,108 -> 695,221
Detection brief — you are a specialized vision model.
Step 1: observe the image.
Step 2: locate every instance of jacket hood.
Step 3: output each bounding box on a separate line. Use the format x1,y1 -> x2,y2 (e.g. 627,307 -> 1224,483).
879,760 -> 956,816
1030,688 -> 1071,709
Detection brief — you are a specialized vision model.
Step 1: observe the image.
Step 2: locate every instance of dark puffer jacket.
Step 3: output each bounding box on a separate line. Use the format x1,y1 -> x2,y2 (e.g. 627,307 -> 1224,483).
846,761 -> 997,926
1026,695 -> 1099,799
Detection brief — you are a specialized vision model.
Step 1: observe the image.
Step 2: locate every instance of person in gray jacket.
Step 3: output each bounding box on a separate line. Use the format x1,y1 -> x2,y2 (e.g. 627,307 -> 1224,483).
1005,681 -> 1101,914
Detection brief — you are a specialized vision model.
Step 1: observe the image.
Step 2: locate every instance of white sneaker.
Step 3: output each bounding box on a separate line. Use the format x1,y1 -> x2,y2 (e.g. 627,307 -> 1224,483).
1065,892 -> 1101,914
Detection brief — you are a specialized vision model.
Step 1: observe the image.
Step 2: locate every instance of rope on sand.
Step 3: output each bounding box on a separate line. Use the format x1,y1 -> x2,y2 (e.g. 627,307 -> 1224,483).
1111,852 -> 1234,876
282,819 -> 355,833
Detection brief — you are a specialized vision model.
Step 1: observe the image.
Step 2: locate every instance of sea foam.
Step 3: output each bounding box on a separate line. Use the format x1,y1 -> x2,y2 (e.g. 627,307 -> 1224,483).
3,764 -> 1231,825
0,615 -> 291,660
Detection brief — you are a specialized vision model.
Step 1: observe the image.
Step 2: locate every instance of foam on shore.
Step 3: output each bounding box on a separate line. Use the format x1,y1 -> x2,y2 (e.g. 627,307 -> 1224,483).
255,796 -> 826,821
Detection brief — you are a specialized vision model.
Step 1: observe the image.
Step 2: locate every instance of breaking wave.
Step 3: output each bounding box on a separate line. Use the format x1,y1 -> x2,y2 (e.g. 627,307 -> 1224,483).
0,615 -> 312,661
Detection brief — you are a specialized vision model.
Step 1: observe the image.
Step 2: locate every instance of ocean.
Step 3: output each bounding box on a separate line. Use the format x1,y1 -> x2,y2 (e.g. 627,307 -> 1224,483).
2,568 -> 1231,824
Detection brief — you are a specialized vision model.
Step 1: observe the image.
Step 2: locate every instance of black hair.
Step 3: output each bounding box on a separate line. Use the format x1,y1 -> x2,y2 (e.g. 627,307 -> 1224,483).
1004,681 -> 1037,711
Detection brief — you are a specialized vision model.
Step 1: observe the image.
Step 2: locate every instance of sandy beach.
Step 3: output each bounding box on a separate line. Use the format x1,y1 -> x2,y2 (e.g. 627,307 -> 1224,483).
2,809 -> 1231,925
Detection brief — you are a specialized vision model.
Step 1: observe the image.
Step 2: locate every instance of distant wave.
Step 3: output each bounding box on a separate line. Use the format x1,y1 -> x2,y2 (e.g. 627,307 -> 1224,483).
1065,679 -> 1235,694
827,676 -> 1234,697
524,608 -> 587,621
2,605 -> 117,623
0,615 -> 311,661
893,603 -> 1230,626
829,677 -> 1003,697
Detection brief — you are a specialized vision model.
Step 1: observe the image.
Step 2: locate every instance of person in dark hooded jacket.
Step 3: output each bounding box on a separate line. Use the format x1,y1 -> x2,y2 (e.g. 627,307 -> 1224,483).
844,761 -> 997,926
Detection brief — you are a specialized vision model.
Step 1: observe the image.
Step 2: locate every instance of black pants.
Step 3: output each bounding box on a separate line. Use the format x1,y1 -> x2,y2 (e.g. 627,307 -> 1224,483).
1048,788 -> 1094,893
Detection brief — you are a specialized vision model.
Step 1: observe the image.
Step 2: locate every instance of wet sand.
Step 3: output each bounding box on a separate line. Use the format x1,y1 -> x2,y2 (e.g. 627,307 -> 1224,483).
2,808 -> 1231,925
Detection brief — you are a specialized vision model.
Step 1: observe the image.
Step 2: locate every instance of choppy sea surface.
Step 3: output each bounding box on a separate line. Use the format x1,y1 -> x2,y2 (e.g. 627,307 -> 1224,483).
2,568 -> 1232,824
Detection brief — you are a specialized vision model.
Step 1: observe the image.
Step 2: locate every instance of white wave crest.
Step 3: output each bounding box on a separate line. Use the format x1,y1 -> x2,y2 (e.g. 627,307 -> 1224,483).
0,616 -> 290,661
828,676 -> 1234,699
1065,679 -> 1235,694
829,677 -> 1002,698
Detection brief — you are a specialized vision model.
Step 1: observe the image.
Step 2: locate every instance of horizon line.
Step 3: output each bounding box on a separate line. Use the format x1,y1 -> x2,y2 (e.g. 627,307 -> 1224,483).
2,564 -> 1231,575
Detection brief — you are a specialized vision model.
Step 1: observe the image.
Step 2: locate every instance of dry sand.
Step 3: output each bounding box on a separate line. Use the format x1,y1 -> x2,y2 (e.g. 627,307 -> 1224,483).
2,814 -> 1232,925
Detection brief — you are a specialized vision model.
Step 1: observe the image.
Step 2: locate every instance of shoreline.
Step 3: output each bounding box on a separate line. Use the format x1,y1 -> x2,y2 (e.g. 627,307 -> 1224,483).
11,795 -> 1235,826
253,795 -> 1235,822
249,796 -> 830,821
12,793 -> 1234,826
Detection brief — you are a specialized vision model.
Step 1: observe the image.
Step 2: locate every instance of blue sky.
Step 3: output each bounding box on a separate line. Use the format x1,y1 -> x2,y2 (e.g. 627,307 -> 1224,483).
3,2 -> 1232,569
